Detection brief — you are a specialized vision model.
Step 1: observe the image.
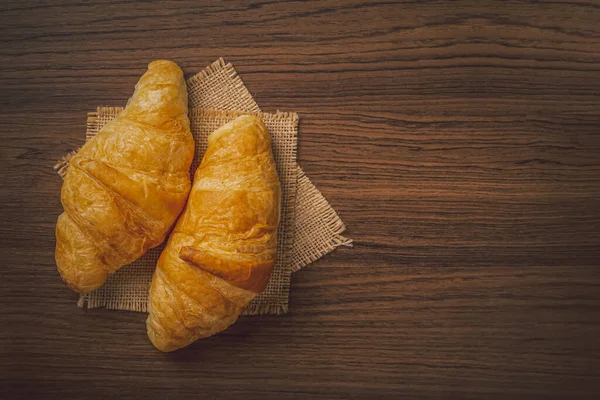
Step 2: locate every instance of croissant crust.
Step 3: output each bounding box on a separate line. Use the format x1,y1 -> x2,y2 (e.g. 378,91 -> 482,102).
55,60 -> 195,294
147,115 -> 280,352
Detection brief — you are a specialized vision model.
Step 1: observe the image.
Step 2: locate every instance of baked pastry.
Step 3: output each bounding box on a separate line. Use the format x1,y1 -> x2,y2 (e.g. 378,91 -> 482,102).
147,115 -> 280,352
55,60 -> 194,294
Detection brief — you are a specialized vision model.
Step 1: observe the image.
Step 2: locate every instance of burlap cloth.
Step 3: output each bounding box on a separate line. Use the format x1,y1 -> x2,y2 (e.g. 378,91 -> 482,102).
55,58 -> 351,315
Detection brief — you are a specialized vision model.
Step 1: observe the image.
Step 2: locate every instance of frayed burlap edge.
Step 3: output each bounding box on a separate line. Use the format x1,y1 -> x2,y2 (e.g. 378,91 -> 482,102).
291,168 -> 353,273
77,295 -> 148,312
53,150 -> 78,179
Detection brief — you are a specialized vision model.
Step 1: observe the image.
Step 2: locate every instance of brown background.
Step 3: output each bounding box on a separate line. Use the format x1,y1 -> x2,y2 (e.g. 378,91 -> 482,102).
2,1 -> 600,398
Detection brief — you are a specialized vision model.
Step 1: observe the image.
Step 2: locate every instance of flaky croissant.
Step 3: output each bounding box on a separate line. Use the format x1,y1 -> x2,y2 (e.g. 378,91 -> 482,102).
55,60 -> 195,294
147,115 -> 280,352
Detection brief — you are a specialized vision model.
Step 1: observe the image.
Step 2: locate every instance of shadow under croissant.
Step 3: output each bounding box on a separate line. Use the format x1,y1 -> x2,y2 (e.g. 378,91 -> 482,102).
161,315 -> 281,357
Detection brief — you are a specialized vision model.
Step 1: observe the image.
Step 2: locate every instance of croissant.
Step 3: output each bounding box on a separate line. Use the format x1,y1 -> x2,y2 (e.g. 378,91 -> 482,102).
146,115 -> 280,352
55,60 -> 195,294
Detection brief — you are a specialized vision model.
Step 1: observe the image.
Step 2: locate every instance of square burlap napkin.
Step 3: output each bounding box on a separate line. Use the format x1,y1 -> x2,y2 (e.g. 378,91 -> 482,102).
56,58 -> 351,315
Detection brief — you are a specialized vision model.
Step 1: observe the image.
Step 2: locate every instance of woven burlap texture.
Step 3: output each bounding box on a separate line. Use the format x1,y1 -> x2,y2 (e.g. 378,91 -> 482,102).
57,58 -> 351,315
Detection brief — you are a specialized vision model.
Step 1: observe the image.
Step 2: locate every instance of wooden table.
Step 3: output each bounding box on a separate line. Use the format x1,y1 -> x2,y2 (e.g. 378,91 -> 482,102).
2,1 -> 600,398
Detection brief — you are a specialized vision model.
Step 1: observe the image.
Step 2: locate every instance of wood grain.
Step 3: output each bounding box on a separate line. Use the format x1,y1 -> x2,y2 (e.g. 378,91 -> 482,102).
1,0 -> 600,398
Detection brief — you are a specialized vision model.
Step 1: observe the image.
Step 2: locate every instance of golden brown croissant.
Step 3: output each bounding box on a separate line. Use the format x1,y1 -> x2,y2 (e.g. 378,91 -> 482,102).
55,60 -> 194,294
146,115 -> 280,352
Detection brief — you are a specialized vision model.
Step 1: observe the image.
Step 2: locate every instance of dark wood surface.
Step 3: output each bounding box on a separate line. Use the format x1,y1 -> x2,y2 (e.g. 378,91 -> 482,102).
2,1 -> 600,398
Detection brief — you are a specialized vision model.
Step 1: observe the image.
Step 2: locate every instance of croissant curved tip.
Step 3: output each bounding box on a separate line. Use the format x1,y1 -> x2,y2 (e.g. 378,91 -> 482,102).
147,59 -> 180,70
56,258 -> 107,294
146,320 -> 189,353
